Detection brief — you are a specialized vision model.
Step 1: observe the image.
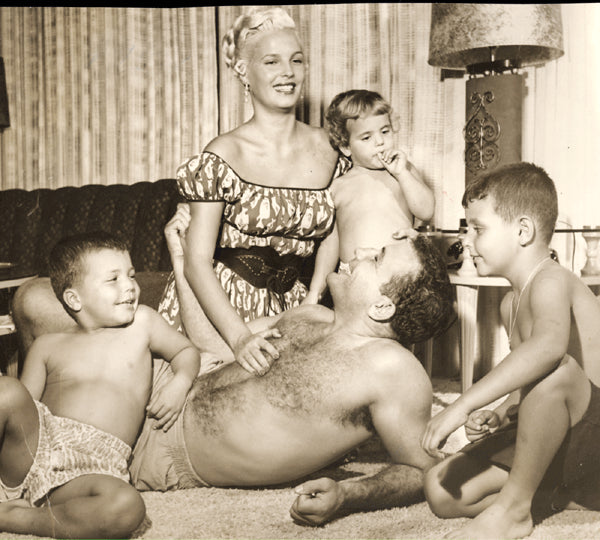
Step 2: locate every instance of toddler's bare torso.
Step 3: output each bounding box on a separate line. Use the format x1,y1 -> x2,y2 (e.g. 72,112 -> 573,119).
333,169 -> 413,261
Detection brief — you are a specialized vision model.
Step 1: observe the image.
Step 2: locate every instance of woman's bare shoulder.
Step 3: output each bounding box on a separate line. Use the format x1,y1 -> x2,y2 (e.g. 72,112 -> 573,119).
203,128 -> 245,160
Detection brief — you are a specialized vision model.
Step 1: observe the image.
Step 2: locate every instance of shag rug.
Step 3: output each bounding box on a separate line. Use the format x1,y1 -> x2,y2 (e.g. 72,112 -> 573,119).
3,378 -> 599,539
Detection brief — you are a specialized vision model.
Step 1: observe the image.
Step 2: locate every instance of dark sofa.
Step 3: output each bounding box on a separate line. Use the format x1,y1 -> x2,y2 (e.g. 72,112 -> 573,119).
1,178 -> 183,307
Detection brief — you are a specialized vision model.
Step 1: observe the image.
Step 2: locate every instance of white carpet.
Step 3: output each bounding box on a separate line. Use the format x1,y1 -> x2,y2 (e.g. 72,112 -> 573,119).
2,378 -> 600,539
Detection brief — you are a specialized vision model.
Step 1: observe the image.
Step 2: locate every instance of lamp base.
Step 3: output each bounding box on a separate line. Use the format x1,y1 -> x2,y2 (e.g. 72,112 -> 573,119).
464,73 -> 523,186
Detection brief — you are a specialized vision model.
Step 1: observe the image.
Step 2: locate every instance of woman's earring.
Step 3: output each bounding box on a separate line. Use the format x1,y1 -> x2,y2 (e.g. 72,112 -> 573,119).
244,82 -> 250,103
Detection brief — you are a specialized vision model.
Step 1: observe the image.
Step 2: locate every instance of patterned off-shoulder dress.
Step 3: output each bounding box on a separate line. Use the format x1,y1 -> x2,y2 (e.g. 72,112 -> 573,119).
158,151 -> 350,330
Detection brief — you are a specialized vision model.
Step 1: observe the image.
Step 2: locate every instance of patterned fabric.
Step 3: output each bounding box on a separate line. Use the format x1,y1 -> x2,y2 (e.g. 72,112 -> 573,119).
159,152 -> 350,324
0,179 -> 182,275
4,401 -> 131,506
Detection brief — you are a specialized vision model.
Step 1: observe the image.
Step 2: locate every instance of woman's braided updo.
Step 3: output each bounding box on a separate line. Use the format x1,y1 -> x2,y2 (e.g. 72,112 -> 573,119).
222,7 -> 298,81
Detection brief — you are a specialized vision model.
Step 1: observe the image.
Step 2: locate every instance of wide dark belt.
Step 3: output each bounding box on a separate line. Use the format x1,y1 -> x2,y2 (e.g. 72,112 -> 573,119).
213,246 -> 303,296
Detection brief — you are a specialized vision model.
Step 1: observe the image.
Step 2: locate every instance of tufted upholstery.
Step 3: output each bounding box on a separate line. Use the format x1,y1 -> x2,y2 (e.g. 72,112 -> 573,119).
0,179 -> 182,276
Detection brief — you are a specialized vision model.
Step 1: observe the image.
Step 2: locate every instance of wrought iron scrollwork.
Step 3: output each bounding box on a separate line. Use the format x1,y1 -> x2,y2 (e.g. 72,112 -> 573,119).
464,91 -> 500,174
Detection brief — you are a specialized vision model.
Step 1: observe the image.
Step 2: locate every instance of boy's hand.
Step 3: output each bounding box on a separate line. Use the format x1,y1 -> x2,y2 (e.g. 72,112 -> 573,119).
146,374 -> 192,432
421,402 -> 469,458
164,203 -> 191,260
377,149 -> 408,177
233,328 -> 282,376
464,409 -> 501,442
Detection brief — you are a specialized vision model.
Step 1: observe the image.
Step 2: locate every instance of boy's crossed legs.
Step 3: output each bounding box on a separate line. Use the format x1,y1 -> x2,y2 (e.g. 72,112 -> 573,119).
425,356 -> 595,539
0,377 -> 145,539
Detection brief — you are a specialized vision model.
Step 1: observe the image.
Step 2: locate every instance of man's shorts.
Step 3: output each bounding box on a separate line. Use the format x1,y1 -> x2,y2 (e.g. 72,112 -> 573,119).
0,400 -> 131,506
129,358 -> 210,491
461,382 -> 600,511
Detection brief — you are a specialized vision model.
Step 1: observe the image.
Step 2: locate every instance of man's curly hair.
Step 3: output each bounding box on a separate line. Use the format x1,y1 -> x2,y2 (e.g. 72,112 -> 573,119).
380,235 -> 455,347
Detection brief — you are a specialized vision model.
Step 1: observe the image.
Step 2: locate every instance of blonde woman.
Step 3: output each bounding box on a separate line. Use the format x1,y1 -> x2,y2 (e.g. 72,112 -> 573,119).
160,7 -> 350,375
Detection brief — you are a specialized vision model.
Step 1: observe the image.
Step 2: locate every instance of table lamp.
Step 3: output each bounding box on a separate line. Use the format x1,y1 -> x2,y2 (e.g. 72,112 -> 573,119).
428,4 -> 564,185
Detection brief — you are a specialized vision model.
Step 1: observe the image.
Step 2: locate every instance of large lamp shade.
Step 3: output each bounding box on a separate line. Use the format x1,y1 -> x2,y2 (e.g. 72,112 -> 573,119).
428,4 -> 564,186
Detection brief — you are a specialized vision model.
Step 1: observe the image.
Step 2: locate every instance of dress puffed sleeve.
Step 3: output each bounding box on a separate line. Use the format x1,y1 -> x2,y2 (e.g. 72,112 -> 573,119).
175,152 -> 239,202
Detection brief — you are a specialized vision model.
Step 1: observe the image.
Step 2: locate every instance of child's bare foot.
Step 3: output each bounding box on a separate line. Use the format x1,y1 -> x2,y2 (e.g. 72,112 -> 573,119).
444,502 -> 533,539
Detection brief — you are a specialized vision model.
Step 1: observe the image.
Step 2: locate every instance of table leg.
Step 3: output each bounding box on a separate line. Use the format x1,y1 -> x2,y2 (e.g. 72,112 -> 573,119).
455,284 -> 479,392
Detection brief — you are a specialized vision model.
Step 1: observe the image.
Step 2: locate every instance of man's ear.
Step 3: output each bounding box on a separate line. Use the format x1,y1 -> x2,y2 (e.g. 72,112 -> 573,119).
517,216 -> 535,245
368,295 -> 396,322
339,145 -> 352,158
63,288 -> 82,312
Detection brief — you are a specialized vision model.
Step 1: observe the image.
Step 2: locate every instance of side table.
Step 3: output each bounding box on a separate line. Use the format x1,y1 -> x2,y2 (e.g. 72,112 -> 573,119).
449,271 -> 600,392
0,265 -> 38,377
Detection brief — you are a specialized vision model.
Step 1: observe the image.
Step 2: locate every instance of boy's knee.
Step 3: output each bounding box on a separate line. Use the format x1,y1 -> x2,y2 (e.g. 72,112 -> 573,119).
0,377 -> 30,410
423,462 -> 456,518
102,485 -> 146,538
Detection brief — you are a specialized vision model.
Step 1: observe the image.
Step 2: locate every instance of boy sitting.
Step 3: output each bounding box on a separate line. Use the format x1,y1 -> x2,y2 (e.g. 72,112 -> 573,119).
421,162 -> 600,539
0,231 -> 200,538
304,89 -> 435,304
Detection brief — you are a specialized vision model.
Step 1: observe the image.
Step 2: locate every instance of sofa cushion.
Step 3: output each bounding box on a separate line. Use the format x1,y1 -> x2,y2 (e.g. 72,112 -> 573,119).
0,179 -> 182,275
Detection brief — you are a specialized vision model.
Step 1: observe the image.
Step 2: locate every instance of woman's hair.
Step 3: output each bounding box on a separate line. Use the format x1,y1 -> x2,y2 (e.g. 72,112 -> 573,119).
379,235 -> 455,348
48,231 -> 128,312
222,7 -> 298,80
325,89 -> 393,150
462,162 -> 558,244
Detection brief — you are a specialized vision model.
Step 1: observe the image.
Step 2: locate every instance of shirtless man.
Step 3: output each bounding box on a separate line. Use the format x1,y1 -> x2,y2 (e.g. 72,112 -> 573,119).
12,228 -> 454,525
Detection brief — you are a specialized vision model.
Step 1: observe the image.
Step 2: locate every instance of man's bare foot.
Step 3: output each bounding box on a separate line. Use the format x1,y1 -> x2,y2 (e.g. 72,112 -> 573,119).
444,502 -> 533,539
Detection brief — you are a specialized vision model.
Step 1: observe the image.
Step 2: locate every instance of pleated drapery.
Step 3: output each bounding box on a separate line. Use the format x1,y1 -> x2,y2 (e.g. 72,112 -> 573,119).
0,4 -> 599,232
0,4 -> 448,225
0,7 -> 218,191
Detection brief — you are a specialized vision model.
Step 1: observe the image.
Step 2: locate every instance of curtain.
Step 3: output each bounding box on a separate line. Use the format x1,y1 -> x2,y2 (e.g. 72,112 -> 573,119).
217,3 -> 446,225
1,4 -> 596,235
0,4 -> 447,225
0,7 -> 219,190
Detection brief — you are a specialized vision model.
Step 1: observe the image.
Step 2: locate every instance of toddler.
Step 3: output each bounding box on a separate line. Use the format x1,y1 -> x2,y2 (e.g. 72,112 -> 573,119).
305,89 -> 434,303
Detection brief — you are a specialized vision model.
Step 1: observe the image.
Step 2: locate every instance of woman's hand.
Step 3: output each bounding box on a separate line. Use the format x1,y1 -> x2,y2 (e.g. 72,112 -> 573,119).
301,290 -> 321,305
164,203 -> 191,261
233,328 -> 282,376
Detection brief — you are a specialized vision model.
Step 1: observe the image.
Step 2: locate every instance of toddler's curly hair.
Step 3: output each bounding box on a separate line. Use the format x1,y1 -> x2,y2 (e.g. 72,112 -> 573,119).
325,89 -> 393,151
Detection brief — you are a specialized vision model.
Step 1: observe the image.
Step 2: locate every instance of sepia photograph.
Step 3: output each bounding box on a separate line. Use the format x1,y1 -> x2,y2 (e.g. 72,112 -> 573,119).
0,4 -> 599,539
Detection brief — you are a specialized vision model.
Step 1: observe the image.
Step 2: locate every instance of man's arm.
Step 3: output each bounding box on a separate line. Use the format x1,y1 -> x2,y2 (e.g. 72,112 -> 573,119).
291,464 -> 424,526
291,342 -> 436,525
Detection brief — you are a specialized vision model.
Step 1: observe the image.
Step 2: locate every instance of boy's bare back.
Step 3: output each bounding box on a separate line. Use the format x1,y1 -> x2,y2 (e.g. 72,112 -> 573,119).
504,263 -> 600,388
24,304 -> 157,447
332,169 -> 413,261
